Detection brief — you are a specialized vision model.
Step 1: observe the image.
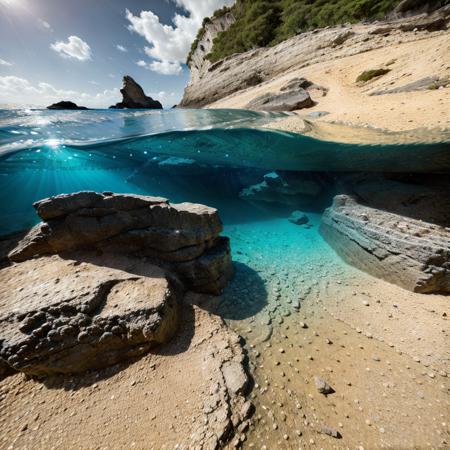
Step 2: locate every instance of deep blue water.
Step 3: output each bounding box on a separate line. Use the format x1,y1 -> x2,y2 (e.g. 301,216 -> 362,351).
0,108 -> 449,236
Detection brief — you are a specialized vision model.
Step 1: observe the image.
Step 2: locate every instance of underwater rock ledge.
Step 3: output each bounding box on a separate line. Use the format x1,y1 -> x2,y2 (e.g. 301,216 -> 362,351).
320,195 -> 450,294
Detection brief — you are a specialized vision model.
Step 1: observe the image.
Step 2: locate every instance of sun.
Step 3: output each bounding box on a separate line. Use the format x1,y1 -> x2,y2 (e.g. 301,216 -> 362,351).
0,0 -> 21,6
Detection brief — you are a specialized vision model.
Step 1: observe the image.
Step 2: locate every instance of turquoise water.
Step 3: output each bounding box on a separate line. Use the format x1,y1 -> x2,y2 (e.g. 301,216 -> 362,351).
2,108 -> 449,449
0,108 -> 449,236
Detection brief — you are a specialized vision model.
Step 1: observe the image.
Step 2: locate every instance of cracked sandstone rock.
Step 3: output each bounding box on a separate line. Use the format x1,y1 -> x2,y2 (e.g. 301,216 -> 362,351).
0,254 -> 181,376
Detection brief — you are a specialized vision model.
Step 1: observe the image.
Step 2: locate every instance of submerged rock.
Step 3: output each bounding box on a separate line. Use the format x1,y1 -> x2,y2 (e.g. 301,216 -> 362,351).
47,101 -> 88,110
157,157 -> 210,176
240,171 -> 326,207
9,192 -> 233,294
0,255 -> 181,376
320,195 -> 450,294
288,211 -> 309,226
110,76 -> 163,109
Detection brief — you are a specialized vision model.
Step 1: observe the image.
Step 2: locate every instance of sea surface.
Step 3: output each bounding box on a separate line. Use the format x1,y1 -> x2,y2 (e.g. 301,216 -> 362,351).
0,108 -> 449,236
1,108 -> 449,448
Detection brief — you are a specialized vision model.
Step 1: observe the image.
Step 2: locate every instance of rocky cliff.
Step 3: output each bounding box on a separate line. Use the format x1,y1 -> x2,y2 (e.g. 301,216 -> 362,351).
187,12 -> 235,85
180,6 -> 450,108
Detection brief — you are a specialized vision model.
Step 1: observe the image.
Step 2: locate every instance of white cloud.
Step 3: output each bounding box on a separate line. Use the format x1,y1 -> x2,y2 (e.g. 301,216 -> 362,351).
136,59 -> 182,75
38,18 -> 52,31
51,36 -> 92,61
126,0 -> 233,75
116,44 -> 127,52
0,75 -> 120,108
150,90 -> 177,105
0,58 -> 13,67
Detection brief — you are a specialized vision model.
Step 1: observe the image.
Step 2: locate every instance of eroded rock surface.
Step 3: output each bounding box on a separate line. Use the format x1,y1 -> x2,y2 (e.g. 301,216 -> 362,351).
246,89 -> 314,112
9,192 -> 233,294
0,301 -> 253,449
110,76 -> 162,109
240,171 -> 328,207
0,254 -> 181,376
320,195 -> 450,294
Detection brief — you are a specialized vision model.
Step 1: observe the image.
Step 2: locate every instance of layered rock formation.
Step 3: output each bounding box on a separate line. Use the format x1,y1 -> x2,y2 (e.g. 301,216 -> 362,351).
339,173 -> 450,226
320,195 -> 450,294
0,255 -> 181,376
180,8 -> 449,107
110,76 -> 162,109
47,101 -> 88,110
0,192 -> 235,377
9,192 -> 233,294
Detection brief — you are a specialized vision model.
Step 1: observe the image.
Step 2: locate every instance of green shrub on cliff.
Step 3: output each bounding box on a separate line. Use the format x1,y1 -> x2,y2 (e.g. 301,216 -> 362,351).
189,0 -> 449,64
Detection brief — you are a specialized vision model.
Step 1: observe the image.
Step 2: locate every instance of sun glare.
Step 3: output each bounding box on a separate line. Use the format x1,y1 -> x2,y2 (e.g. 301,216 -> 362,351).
0,0 -> 21,6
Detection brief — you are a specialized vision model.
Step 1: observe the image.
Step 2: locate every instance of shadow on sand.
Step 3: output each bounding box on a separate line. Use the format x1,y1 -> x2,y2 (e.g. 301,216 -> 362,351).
192,261 -> 268,321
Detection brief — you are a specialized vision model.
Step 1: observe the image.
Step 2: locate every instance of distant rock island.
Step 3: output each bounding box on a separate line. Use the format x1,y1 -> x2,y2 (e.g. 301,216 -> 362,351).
47,101 -> 88,110
109,76 -> 163,109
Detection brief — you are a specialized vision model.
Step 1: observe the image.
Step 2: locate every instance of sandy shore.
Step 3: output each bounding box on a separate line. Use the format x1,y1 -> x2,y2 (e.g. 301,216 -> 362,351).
216,217 -> 450,449
0,303 -> 250,450
208,32 -> 450,138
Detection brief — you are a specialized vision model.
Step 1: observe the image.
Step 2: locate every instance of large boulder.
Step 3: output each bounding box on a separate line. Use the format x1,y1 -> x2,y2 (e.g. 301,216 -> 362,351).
246,89 -> 314,112
110,76 -> 163,109
0,254 -> 181,376
320,195 -> 450,294
8,192 -> 233,294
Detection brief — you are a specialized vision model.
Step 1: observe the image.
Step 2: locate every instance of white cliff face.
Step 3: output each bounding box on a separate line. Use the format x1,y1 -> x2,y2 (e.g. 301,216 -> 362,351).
188,12 -> 235,85
180,8 -> 450,108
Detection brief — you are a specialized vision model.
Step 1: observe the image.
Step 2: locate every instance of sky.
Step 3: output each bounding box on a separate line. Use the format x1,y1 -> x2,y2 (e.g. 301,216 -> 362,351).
0,0 -> 234,108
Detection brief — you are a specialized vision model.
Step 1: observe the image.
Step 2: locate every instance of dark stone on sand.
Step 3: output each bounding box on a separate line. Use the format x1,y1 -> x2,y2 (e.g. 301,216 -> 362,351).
314,376 -> 335,395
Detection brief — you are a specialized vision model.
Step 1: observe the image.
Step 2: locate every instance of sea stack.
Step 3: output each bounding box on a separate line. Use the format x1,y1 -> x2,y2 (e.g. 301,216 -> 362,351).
110,75 -> 163,109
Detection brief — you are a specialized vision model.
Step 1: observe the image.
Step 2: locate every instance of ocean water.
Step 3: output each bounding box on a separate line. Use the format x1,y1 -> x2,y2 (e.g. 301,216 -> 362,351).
1,108 -> 449,236
1,108 -> 449,448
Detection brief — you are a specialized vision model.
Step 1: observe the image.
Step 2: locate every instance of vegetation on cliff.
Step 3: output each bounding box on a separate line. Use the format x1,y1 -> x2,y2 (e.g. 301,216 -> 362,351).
188,0 -> 449,64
